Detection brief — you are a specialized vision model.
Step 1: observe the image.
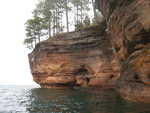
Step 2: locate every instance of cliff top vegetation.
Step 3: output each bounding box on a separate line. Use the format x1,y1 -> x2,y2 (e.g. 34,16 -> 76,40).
24,0 -> 103,50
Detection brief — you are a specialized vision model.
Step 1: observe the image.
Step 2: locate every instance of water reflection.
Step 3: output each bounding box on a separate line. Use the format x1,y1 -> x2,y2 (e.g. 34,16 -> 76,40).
26,88 -> 150,113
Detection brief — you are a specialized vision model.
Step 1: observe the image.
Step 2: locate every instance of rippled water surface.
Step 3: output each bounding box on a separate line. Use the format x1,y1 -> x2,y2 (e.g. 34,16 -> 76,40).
0,85 -> 150,113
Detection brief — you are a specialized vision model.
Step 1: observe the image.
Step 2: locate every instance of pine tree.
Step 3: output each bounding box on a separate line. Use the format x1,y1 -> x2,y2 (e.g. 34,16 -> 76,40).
24,0 -> 96,49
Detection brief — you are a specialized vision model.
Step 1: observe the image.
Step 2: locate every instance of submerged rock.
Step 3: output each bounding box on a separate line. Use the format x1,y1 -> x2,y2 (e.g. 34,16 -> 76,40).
29,25 -> 119,88
97,0 -> 150,103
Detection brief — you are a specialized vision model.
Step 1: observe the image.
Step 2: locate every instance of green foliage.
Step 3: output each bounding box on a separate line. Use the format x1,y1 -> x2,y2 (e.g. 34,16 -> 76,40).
24,38 -> 34,49
75,16 -> 92,30
24,15 -> 46,49
24,0 -> 96,50
75,22 -> 84,30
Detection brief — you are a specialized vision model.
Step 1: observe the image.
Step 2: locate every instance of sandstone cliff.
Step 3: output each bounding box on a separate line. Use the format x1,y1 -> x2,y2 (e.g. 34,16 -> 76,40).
28,0 -> 150,103
29,25 -> 119,88
97,0 -> 150,103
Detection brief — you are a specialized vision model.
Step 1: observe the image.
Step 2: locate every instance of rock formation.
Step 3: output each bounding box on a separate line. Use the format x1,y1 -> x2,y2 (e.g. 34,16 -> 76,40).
97,0 -> 150,103
28,0 -> 150,103
29,25 -> 119,88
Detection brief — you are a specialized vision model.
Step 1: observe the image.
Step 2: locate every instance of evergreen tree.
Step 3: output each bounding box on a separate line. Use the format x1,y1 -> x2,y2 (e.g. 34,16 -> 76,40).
24,16 -> 45,48
24,0 -> 96,49
71,0 -> 90,28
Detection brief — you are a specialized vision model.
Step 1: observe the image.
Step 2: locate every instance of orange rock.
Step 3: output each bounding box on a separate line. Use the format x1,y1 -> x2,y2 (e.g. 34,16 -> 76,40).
29,25 -> 119,88
97,0 -> 150,103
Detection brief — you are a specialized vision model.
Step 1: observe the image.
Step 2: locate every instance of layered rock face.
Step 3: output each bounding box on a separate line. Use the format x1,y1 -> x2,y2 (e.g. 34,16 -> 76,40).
29,25 -> 119,88
97,0 -> 150,103
28,0 -> 150,103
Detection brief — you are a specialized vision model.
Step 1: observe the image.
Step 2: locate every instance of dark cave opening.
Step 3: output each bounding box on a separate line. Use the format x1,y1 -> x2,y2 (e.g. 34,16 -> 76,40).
75,68 -> 90,76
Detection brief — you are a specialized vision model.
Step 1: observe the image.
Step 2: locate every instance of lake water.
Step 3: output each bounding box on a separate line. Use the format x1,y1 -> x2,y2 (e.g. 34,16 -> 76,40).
0,85 -> 150,113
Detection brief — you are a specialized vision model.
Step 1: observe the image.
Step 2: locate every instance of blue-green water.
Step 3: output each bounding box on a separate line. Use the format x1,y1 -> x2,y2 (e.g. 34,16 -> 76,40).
0,85 -> 150,113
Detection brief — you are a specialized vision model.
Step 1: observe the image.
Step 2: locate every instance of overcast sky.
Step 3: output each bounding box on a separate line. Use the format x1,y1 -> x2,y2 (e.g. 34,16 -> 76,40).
0,0 -> 38,85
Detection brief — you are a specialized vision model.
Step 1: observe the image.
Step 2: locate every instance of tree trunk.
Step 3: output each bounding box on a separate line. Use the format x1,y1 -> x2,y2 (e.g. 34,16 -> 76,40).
31,42 -> 33,49
48,20 -> 51,38
53,11 -> 56,36
60,9 -> 63,32
77,5 -> 79,25
38,34 -> 40,43
65,0 -> 69,32
34,37 -> 37,47
81,2 -> 83,23
92,0 -> 96,20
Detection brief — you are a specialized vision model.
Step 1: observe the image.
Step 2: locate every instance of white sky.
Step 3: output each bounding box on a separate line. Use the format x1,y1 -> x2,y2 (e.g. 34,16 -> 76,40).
0,0 -> 38,85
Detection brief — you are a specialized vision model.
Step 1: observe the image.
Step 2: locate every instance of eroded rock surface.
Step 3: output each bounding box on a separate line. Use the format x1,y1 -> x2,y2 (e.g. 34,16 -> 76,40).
97,0 -> 150,103
28,0 -> 150,103
29,25 -> 119,88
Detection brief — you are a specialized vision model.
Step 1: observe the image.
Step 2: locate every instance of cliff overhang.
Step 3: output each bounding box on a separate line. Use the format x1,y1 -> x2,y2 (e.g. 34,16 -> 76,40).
28,0 -> 150,103
29,25 -> 119,88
